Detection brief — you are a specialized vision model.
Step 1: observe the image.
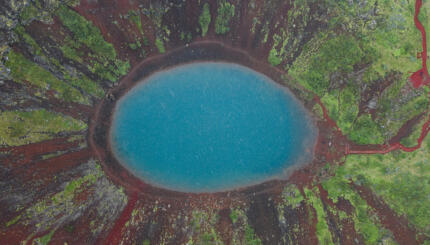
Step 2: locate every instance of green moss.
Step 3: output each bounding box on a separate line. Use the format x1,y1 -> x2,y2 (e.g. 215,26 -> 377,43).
129,43 -> 138,50
289,35 -> 367,96
229,209 -> 239,224
268,48 -> 282,66
34,229 -> 55,245
51,168 -> 101,206
282,184 -> 304,208
341,143 -> 430,236
14,26 -> 104,99
321,165 -> 394,244
0,109 -> 86,146
348,114 -> 384,145
128,10 -> 144,35
215,1 -> 235,34
57,6 -> 116,60
19,2 -> 40,23
321,87 -> 359,135
199,3 -> 211,37
60,37 -> 84,63
56,5 -> 130,82
190,210 -> 224,245
5,214 -> 22,227
5,51 -> 88,104
244,225 -> 262,245
65,73 -> 105,99
303,188 -> 334,245
14,26 -> 43,56
155,38 -> 166,53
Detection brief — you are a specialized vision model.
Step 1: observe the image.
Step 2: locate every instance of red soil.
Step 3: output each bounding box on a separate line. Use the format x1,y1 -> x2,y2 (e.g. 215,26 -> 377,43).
410,0 -> 429,89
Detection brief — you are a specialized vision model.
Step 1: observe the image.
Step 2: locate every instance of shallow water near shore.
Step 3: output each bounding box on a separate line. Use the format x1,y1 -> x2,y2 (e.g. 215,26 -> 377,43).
110,62 -> 317,192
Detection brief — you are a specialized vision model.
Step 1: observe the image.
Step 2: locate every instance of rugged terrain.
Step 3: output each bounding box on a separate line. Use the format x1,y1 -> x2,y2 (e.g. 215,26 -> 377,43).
0,0 -> 430,244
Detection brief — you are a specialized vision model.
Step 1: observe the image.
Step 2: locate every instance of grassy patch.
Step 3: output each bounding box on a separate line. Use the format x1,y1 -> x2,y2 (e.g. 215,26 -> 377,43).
155,38 -> 166,54
199,3 -> 211,37
322,167 -> 387,244
303,188 -> 334,245
6,51 -> 88,104
341,139 -> 430,236
56,6 -> 130,82
0,109 -> 86,146
215,1 -> 235,34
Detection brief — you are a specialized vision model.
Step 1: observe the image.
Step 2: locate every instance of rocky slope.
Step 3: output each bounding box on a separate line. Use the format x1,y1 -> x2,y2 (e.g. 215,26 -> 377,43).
0,0 -> 430,244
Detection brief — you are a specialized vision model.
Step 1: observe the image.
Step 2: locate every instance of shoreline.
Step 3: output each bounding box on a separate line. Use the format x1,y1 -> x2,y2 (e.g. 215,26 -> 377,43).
88,41 -> 331,198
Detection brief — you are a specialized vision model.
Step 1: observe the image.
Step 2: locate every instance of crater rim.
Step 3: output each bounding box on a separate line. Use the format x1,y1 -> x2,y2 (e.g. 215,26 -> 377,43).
89,41 -> 319,197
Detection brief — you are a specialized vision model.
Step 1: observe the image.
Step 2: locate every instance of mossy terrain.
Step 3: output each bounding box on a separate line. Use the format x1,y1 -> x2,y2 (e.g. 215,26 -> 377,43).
0,109 -> 86,146
288,0 -> 429,145
0,0 -> 429,244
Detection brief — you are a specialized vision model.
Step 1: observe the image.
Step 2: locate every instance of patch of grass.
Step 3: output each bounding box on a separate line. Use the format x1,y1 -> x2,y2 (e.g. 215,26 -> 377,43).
341,139 -> 430,236
34,229 -> 55,245
229,209 -> 239,224
57,5 -> 116,60
215,1 -> 235,34
322,164 -> 398,244
56,6 -> 130,82
268,48 -> 282,66
199,3 -> 211,37
155,38 -> 165,53
5,51 -> 88,104
0,109 -> 86,146
282,184 -> 304,208
290,35 -> 367,96
348,114 -> 384,145
303,188 -> 334,245
244,225 -> 262,245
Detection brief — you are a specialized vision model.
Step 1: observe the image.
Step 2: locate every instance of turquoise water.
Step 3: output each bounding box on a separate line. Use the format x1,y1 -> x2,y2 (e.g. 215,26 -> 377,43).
110,62 -> 316,192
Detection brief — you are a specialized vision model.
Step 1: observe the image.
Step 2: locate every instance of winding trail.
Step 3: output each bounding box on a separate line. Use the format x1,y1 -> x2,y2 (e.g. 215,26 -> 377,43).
320,0 -> 430,156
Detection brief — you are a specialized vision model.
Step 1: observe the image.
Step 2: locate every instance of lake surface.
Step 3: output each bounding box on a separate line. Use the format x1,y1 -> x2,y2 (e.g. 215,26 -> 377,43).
110,62 -> 316,192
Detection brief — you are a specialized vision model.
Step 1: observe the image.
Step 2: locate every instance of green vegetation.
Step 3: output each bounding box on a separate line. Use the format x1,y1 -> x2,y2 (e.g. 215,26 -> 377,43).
5,214 -> 22,227
290,35 -> 368,96
33,229 -> 55,245
287,0 -> 429,145
13,26 -> 104,100
244,225 -> 262,245
229,209 -> 239,224
348,114 -> 385,145
56,5 -> 130,82
6,51 -> 89,104
21,161 -> 105,231
282,184 -> 304,208
190,210 -> 223,245
340,138 -> 430,236
128,10 -> 144,35
322,164 -> 398,244
199,3 -> 211,37
57,6 -> 116,60
268,48 -> 282,66
0,109 -> 86,146
215,1 -> 235,34
155,38 -> 166,54
50,166 -> 102,206
303,188 -> 333,245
